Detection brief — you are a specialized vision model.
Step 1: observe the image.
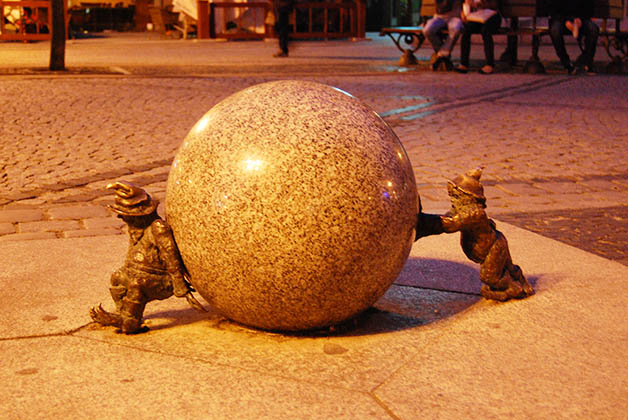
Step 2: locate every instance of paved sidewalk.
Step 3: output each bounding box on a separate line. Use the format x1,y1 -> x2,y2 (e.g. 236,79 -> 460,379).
3,222 -> 628,419
1,32 -> 627,419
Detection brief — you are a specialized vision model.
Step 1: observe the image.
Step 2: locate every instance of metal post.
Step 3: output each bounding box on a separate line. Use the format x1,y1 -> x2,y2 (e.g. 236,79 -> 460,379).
49,0 -> 66,70
197,0 -> 210,39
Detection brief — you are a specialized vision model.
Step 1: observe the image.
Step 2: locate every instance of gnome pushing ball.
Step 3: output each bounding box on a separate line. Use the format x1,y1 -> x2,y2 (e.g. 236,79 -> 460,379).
90,181 -> 204,334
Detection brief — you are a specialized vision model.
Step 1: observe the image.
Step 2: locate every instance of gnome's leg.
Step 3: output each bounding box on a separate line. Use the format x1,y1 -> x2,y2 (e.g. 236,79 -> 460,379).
479,235 -> 524,301
89,272 -> 128,327
508,262 -> 534,296
120,299 -> 146,333
109,270 -> 129,311
119,281 -> 147,334
110,285 -> 126,311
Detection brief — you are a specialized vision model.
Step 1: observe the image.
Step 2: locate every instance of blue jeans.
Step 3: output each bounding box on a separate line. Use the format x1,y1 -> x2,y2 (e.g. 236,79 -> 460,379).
549,17 -> 599,69
424,15 -> 463,55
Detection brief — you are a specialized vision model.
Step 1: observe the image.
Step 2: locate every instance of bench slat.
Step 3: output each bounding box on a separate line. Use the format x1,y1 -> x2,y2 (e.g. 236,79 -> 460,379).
419,0 -> 436,17
501,0 -> 548,18
594,0 -> 625,19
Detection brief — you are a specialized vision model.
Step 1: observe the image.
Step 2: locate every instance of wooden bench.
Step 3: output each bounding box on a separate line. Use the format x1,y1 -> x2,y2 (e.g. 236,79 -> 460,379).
380,0 -> 627,73
0,0 -> 53,41
380,0 -> 550,71
498,0 -> 550,73
503,0 -> 628,73
592,0 -> 627,73
149,6 -> 195,39
379,0 -> 437,66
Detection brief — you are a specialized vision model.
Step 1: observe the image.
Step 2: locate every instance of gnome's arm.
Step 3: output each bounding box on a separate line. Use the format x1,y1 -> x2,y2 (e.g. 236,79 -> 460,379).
415,212 -> 447,240
152,219 -> 191,298
440,213 -> 463,233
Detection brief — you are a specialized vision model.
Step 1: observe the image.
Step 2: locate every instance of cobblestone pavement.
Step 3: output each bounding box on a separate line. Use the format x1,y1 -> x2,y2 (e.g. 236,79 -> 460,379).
1,34 -> 626,265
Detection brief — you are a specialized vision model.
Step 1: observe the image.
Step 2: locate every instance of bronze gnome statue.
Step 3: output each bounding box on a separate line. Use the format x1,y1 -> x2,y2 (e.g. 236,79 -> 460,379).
90,181 -> 205,334
417,168 -> 534,301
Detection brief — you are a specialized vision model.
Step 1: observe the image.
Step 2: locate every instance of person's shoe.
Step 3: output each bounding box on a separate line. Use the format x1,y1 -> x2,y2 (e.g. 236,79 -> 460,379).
442,57 -> 453,71
565,62 -> 575,74
437,50 -> 450,59
273,51 -> 288,57
431,56 -> 441,71
584,64 -> 597,75
570,65 -> 585,75
454,65 -> 469,74
432,56 -> 453,71
479,65 -> 494,74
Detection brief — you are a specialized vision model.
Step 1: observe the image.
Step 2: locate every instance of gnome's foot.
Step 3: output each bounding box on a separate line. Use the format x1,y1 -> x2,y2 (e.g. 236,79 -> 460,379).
481,281 -> 529,301
90,304 -> 122,327
481,285 -> 511,301
90,305 -> 148,334
519,279 -> 535,297
120,317 -> 147,334
510,265 -> 535,297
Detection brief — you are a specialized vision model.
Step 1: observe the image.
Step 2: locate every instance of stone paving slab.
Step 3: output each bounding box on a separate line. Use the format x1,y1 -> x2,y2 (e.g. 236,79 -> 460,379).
0,236 -> 124,338
2,222 -> 627,419
2,336 -> 392,420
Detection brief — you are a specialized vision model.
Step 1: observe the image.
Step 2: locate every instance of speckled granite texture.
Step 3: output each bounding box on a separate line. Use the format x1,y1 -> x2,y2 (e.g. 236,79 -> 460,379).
166,80 -> 418,331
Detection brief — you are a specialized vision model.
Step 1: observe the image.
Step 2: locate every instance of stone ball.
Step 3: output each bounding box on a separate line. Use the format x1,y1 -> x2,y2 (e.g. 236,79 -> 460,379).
166,80 -> 418,331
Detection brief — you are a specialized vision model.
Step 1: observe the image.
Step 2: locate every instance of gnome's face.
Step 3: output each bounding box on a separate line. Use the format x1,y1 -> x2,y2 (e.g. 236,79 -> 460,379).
119,212 -> 156,229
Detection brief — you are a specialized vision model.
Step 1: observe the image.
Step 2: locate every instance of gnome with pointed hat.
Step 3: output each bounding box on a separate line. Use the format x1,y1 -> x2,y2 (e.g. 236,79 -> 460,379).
90,181 -> 205,334
416,168 -> 534,301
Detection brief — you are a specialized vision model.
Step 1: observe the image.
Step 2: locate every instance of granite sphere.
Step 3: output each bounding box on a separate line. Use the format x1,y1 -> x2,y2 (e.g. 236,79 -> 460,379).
166,80 -> 418,331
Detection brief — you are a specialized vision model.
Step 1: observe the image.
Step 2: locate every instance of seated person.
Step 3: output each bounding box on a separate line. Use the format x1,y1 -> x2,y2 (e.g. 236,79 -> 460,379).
424,0 -> 463,70
548,0 -> 599,74
455,0 -> 501,74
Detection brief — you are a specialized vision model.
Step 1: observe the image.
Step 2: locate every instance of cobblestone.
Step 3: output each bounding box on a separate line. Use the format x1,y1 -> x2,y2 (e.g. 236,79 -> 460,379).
533,181 -> 596,194
0,209 -> 44,223
61,228 -> 122,238
498,205 -> 628,266
19,220 -> 81,233
0,33 -> 626,266
0,222 -> 15,235
0,231 -> 57,241
47,204 -> 109,220
82,216 -> 125,230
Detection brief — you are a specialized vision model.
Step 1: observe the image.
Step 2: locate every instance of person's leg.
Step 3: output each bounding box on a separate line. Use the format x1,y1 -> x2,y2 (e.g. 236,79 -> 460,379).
480,13 -> 501,68
580,18 -> 599,69
275,11 -> 290,55
549,17 -> 572,70
458,21 -> 479,68
441,17 -> 463,56
424,17 -> 446,53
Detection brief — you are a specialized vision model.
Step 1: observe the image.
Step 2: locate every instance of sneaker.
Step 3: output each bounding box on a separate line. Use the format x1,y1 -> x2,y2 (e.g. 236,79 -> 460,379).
273,51 -> 288,58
